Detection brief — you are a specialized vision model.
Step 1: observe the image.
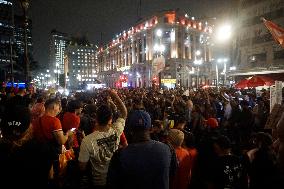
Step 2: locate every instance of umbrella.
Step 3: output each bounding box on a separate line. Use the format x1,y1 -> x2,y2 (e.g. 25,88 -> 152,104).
235,79 -> 249,89
246,75 -> 274,88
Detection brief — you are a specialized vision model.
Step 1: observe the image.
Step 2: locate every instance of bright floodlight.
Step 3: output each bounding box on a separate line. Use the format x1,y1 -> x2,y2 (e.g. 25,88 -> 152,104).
156,29 -> 162,37
217,24 -> 232,42
195,50 -> 201,56
194,59 -> 203,65
160,44 -> 165,52
153,44 -> 159,51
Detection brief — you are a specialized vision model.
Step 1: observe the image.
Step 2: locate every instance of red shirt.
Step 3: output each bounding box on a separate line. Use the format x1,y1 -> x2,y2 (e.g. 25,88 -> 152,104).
33,115 -> 62,143
170,147 -> 192,189
62,112 -> 80,148
62,112 -> 80,132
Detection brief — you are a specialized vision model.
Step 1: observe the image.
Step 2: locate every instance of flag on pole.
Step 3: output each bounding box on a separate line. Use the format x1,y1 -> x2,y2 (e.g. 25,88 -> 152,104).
262,18 -> 284,48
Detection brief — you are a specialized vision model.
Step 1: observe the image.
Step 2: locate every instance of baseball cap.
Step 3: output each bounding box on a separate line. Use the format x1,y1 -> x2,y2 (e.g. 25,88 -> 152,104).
0,106 -> 31,139
127,110 -> 151,130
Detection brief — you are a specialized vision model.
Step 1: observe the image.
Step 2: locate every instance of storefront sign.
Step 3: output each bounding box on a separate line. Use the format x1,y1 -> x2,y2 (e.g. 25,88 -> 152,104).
161,79 -> 176,84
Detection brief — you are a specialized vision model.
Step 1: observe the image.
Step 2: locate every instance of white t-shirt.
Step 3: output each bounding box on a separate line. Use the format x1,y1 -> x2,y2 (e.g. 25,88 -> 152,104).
78,118 -> 125,186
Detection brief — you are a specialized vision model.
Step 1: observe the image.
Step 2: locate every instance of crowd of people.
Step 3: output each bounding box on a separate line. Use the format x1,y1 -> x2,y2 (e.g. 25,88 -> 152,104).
0,85 -> 283,189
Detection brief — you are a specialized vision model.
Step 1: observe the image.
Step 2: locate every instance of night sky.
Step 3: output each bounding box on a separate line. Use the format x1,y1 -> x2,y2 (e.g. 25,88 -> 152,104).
13,0 -> 232,68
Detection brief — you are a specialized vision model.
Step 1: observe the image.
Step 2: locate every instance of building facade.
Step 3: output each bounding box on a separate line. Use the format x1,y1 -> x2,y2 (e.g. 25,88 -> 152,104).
14,15 -> 33,74
97,10 -> 213,88
0,0 -> 13,81
49,29 -> 69,85
65,37 -> 97,89
231,0 -> 284,79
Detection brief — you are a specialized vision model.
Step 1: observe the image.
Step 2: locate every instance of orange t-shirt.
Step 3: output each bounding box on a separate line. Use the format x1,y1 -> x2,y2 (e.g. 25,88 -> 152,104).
62,112 -> 81,148
62,112 -> 80,132
33,115 -> 62,143
186,147 -> 198,171
171,147 -> 192,189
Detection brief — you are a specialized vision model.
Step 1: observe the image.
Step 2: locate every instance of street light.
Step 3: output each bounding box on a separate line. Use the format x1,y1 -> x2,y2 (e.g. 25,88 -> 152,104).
194,50 -> 203,89
217,24 -> 232,43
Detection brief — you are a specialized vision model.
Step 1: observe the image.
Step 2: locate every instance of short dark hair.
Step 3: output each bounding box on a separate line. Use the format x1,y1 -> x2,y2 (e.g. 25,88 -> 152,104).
67,100 -> 82,113
96,104 -> 112,126
44,98 -> 60,110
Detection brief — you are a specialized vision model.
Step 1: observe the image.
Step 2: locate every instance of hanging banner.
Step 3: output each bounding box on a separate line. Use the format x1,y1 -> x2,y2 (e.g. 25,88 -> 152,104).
270,85 -> 276,113
275,81 -> 283,105
152,56 -> 165,76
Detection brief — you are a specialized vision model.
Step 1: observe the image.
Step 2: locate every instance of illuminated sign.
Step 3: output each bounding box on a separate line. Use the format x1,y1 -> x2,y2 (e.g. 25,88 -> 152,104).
117,66 -> 130,72
161,79 -> 176,84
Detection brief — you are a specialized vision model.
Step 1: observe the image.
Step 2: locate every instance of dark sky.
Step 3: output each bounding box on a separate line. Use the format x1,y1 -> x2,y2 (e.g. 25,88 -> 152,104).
14,0 -> 231,67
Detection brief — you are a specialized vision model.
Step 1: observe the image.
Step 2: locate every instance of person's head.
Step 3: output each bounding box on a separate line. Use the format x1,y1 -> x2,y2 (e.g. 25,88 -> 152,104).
151,120 -> 163,133
132,97 -> 144,110
83,104 -> 97,117
213,135 -> 231,156
206,118 -> 219,129
240,100 -> 250,110
67,100 -> 83,115
0,106 -> 32,145
174,116 -> 186,130
126,110 -> 152,142
253,132 -> 273,149
186,99 -> 193,110
96,104 -> 112,127
44,98 -> 61,117
168,129 -> 184,148
17,88 -> 26,96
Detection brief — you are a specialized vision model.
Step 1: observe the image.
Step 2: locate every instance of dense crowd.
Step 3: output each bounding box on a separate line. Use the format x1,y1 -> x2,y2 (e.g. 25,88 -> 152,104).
0,86 -> 283,189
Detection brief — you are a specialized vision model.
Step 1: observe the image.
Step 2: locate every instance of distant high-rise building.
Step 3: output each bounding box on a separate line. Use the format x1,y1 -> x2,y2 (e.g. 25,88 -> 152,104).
0,0 -> 13,81
14,15 -> 33,56
65,36 -> 97,89
14,15 -> 33,72
49,29 -> 69,85
232,0 -> 284,79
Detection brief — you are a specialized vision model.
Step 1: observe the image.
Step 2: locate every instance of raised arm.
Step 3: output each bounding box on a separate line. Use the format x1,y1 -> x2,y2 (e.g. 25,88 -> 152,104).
109,90 -> 127,119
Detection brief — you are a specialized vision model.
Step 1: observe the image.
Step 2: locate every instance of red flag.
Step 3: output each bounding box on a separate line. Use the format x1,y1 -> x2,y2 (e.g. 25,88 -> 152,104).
262,18 -> 284,48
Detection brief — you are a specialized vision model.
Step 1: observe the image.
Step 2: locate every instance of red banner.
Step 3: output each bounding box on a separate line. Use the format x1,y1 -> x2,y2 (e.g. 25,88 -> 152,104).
263,18 -> 284,48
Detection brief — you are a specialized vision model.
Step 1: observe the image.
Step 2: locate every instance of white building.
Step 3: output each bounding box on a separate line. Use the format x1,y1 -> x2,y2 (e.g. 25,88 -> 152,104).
97,10 -> 213,88
65,38 -> 97,89
49,29 -> 69,85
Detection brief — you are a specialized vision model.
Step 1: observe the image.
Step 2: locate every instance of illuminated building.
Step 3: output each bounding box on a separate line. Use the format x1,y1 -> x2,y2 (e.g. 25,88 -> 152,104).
65,37 -> 97,89
49,29 -> 69,85
232,0 -> 284,79
0,0 -> 13,81
97,10 -> 213,88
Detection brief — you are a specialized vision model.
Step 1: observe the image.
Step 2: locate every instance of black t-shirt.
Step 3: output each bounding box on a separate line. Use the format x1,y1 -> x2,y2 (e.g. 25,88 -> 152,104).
210,154 -> 248,189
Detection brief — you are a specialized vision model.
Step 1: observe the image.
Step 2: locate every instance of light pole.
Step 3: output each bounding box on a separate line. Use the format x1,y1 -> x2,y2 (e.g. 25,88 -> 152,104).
153,29 -> 165,88
217,58 -> 228,86
19,0 -> 30,82
194,50 -> 203,89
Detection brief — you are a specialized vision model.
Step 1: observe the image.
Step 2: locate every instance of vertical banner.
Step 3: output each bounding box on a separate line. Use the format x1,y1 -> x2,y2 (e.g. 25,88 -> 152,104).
275,81 -> 283,105
152,56 -> 165,76
270,85 -> 276,113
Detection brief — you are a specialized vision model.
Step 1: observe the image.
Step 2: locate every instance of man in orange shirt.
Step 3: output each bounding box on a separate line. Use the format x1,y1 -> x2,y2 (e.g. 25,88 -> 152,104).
33,98 -> 74,183
168,129 -> 192,189
62,100 -> 82,154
